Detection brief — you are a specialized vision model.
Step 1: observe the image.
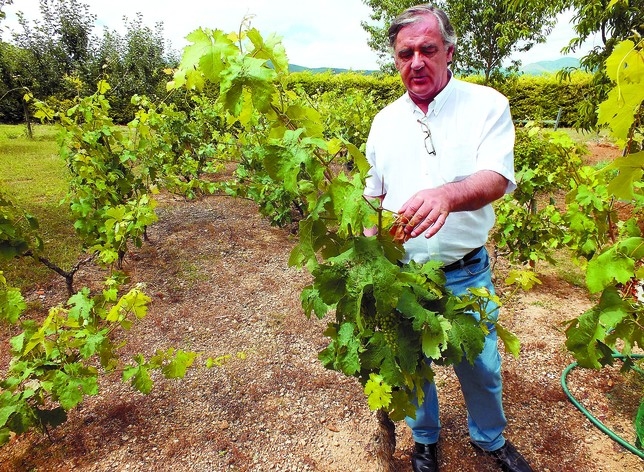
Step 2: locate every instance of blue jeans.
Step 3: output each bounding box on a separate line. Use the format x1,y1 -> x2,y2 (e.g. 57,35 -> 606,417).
405,247 -> 507,451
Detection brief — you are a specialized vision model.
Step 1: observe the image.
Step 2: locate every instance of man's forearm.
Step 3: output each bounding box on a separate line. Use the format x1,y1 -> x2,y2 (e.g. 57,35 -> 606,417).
440,170 -> 508,212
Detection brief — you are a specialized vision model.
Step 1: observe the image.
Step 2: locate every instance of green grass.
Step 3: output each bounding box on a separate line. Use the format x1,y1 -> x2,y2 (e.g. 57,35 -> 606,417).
557,126 -> 615,146
0,123 -> 82,289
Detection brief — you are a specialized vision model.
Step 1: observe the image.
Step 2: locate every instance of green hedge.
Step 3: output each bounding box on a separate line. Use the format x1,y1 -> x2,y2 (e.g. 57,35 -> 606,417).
23,70 -> 593,128
287,70 -> 593,128
286,71 -> 405,106
495,72 -> 592,128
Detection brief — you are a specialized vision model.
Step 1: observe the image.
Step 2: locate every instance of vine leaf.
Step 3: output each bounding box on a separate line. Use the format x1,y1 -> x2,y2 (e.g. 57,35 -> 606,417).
264,129 -> 312,194
161,349 -> 199,379
123,355 -> 154,394
329,173 -> 375,239
586,237 -> 644,293
389,389 -> 418,421
598,39 -> 643,146
505,269 -> 542,291
319,322 -> 361,376
52,365 -> 99,410
496,322 -> 521,358
564,287 -> 628,368
246,29 -> 289,75
635,400 -> 644,447
600,151 -> 644,201
0,274 -> 26,324
364,373 -> 393,411
444,311 -> 485,365
171,28 -> 237,90
67,288 -> 94,322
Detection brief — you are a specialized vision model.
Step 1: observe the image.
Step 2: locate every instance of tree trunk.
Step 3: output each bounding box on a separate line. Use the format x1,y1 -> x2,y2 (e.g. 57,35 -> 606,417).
23,99 -> 33,140
373,409 -> 396,472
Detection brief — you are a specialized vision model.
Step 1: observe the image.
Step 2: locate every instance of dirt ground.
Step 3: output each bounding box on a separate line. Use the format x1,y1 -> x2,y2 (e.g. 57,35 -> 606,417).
1,141 -> 643,472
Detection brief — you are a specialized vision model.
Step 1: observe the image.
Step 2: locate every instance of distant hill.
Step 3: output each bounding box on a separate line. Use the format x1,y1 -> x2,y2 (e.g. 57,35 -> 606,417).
519,57 -> 581,75
288,64 -> 378,75
287,57 -> 582,76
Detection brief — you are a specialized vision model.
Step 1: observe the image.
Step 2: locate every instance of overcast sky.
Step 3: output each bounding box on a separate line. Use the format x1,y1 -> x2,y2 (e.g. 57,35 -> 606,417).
3,1 -> 599,70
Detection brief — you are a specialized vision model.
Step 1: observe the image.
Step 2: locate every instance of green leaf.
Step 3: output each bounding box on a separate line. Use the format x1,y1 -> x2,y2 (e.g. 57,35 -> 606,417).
161,350 -> 198,379
598,40 -> 644,146
444,312 -> 485,365
288,218 -> 325,270
67,288 -> 94,322
388,388 -> 418,421
328,173 -> 376,238
106,285 -> 151,323
0,427 -> 10,446
96,80 -> 111,95
376,346 -> 406,387
219,55 -> 277,115
565,311 -> 603,369
51,365 -> 99,410
601,151 -> 644,201
177,29 -> 238,89
587,238 -> 644,293
263,129 -> 309,194
496,322 -> 520,358
300,286 -> 331,319
78,330 -> 108,359
0,391 -> 35,435
504,269 -> 542,291
396,323 -> 422,374
635,400 -> 644,449
123,356 -> 154,394
0,285 -> 26,324
364,373 -> 392,410
0,391 -> 20,427
312,263 -> 347,306
421,315 -> 451,360
346,143 -> 371,177
564,287 -> 627,368
335,322 -> 361,375
246,28 -> 289,75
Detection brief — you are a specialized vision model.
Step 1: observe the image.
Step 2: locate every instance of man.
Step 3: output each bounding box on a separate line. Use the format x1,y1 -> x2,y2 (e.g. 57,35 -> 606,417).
363,5 -> 533,472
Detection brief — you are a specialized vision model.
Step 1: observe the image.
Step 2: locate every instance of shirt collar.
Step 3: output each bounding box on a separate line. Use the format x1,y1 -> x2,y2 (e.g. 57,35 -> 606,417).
405,71 -> 455,118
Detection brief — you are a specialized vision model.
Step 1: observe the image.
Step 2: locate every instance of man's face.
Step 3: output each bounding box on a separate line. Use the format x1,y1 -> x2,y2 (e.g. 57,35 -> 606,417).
393,14 -> 454,106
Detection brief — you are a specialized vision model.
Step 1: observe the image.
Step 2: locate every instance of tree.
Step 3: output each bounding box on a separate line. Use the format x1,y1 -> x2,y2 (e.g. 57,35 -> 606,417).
0,42 -> 34,124
361,0 -> 558,83
0,0 -> 29,124
0,0 -> 13,24
361,0 -> 419,71
3,1 -> 178,123
91,13 -> 178,122
11,0 -> 96,98
449,0 -> 557,83
560,0 -> 644,131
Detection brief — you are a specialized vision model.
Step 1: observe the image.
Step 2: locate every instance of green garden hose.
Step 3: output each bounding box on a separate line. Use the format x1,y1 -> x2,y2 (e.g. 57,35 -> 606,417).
561,353 -> 644,459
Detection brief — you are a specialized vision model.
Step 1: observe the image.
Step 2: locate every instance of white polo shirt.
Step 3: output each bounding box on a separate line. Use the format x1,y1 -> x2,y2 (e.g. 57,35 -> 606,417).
364,77 -> 516,265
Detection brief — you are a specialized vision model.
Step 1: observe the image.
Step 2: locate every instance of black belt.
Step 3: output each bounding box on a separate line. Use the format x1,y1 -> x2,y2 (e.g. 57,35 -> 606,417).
442,247 -> 483,272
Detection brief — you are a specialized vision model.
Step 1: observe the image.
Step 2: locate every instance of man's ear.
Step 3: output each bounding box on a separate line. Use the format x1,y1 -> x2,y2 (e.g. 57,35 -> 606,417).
446,45 -> 455,64
393,55 -> 401,71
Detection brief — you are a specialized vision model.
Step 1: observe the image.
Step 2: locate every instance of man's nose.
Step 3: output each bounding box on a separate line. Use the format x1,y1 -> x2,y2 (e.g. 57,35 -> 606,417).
411,52 -> 424,70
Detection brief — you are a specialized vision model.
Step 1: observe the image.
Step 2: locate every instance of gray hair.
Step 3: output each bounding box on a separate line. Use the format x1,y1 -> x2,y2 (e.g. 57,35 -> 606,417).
388,4 -> 457,49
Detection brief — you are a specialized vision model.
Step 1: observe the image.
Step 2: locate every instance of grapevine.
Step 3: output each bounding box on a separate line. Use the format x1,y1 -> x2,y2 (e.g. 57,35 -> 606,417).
562,35 -> 644,446
168,25 -> 521,419
0,274 -> 198,445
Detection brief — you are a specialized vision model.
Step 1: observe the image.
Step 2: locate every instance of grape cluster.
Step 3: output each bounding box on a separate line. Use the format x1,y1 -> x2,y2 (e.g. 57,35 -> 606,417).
377,311 -> 398,352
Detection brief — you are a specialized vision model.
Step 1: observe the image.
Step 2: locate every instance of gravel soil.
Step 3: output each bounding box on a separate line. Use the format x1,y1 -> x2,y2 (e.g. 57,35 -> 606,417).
1,141 -> 643,472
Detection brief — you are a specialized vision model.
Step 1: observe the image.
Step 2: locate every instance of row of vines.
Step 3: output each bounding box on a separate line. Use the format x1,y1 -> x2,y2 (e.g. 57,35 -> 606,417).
0,24 -> 642,460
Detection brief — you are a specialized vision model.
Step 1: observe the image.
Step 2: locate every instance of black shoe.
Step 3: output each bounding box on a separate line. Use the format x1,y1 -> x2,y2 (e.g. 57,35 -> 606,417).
472,440 -> 534,472
411,442 -> 439,472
